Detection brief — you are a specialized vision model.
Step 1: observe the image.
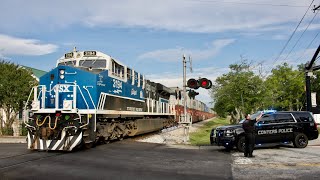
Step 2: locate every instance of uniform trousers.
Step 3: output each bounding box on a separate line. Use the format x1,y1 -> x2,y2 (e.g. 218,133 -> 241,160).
244,132 -> 255,157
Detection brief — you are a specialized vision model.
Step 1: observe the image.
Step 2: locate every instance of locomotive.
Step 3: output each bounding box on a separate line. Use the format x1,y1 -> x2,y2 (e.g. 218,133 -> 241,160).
24,48 -> 213,151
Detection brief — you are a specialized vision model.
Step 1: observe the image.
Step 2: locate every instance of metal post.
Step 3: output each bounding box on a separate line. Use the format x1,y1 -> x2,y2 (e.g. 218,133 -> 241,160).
183,55 -> 187,125
182,55 -> 189,142
306,71 -> 312,112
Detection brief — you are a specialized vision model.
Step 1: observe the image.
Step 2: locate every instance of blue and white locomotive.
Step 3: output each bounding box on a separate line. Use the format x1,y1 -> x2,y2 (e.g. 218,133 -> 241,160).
24,48 -> 175,151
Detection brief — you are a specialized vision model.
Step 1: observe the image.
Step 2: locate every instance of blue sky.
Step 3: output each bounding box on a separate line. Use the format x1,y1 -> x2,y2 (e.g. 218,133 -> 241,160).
0,0 -> 319,106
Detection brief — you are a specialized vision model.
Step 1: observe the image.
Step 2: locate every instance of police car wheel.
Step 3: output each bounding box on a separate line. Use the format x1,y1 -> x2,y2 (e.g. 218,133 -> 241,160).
236,136 -> 245,152
293,133 -> 308,148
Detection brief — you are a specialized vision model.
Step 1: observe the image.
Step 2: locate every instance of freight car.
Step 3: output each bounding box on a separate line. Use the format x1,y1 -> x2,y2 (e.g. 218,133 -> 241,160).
169,95 -> 215,123
24,48 -> 213,151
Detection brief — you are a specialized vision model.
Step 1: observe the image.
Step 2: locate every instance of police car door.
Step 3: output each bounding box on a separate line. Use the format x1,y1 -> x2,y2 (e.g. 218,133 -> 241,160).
255,114 -> 281,143
274,113 -> 295,142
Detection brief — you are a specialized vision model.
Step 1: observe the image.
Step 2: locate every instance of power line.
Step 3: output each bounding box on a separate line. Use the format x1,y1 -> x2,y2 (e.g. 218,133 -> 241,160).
283,10 -> 319,61
272,0 -> 315,65
186,0 -> 309,7
296,28 -> 320,62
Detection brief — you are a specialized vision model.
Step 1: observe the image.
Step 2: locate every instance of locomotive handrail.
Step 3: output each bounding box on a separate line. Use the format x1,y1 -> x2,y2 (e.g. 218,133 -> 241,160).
83,86 -> 97,131
83,86 -> 96,109
25,84 -> 95,111
75,85 -> 90,109
23,86 -> 36,128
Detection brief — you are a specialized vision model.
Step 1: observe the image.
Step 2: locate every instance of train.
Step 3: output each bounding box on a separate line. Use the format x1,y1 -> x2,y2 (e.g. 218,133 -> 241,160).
23,48 -> 214,151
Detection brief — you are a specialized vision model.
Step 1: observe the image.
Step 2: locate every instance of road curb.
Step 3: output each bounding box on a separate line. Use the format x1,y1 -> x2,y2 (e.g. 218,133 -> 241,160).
0,136 -> 27,143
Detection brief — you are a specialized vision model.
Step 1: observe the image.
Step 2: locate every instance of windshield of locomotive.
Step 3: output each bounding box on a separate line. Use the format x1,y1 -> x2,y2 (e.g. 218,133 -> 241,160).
79,59 -> 107,69
58,60 -> 76,66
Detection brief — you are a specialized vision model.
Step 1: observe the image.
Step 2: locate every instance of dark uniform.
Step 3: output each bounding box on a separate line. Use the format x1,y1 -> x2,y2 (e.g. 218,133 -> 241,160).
242,118 -> 256,157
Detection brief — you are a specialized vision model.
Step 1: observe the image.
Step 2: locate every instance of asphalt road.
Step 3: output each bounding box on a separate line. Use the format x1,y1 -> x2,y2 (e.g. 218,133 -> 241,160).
0,141 -> 233,180
1,140 -> 320,180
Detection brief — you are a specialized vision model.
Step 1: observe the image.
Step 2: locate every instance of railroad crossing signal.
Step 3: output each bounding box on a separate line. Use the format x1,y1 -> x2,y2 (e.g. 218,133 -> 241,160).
187,78 -> 199,89
175,89 -> 182,99
187,78 -> 212,89
188,90 -> 199,99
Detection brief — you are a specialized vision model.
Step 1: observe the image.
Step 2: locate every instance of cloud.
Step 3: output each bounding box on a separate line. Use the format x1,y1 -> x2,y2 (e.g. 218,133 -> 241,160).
0,0 -> 312,33
82,0 -> 312,33
297,23 -> 320,32
0,34 -> 58,56
271,34 -> 288,40
138,39 -> 235,62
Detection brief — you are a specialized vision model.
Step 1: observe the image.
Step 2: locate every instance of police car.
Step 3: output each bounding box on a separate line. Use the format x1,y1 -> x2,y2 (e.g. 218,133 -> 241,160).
210,111 -> 319,152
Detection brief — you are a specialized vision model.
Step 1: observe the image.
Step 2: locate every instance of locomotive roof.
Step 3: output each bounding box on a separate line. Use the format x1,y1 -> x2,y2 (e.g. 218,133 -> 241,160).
57,49 -> 125,67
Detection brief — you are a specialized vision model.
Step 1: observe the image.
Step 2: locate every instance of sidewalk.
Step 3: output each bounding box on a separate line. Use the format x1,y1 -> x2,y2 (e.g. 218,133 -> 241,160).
309,137 -> 320,146
0,136 -> 27,143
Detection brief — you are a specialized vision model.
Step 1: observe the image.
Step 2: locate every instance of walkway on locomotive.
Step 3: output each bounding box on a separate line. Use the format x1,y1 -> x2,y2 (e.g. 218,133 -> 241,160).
26,49 -> 175,116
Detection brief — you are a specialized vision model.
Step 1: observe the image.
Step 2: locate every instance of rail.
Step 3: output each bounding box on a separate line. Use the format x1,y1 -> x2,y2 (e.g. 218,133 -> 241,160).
146,98 -> 175,115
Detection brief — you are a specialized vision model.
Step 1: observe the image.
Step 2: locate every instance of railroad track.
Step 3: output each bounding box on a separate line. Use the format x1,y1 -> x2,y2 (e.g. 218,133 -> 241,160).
129,125 -> 181,141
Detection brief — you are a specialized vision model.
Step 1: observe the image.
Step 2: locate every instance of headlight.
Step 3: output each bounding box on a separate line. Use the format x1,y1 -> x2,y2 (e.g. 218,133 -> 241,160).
60,74 -> 65,79
60,69 -> 65,75
63,100 -> 73,110
226,129 -> 234,133
225,129 -> 235,137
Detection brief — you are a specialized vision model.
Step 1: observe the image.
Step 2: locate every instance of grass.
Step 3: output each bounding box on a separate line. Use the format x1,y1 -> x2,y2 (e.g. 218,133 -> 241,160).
189,117 -> 230,146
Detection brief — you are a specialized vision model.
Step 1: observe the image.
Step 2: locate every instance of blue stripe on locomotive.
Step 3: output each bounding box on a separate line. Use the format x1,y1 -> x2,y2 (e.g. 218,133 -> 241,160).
96,71 -> 144,103
39,65 -> 144,110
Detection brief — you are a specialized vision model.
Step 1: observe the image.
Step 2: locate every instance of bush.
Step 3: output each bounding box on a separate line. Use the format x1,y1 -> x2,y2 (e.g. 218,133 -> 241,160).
21,123 -> 28,136
2,127 -> 14,136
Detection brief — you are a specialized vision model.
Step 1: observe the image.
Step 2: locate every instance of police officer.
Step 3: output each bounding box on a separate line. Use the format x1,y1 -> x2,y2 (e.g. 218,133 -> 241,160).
242,113 -> 262,158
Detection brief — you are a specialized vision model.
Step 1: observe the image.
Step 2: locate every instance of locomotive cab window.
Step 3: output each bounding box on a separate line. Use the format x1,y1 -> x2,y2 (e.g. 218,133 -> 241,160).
134,72 -> 139,86
111,59 -> 125,79
127,68 -> 132,82
58,60 -> 76,67
140,74 -> 144,88
79,59 -> 106,69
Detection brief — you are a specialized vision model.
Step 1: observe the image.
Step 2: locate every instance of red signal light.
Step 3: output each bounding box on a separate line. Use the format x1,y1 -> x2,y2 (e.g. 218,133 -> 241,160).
201,80 -> 208,87
199,78 -> 212,89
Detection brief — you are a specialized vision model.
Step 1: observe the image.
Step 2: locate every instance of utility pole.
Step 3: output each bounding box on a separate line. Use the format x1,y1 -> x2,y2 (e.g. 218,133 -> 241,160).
313,4 -> 320,12
305,45 -> 320,112
303,3 -> 320,111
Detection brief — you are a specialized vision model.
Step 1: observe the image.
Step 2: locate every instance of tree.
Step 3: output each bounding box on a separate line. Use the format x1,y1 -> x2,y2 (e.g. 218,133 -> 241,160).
211,61 -> 265,123
0,61 -> 37,135
265,63 -> 304,111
